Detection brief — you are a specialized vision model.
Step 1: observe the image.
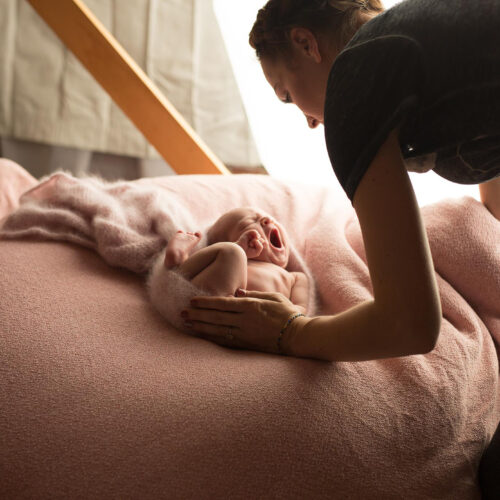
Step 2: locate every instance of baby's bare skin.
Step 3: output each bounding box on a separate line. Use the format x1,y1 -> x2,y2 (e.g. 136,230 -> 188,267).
246,259 -> 295,297
164,208 -> 309,311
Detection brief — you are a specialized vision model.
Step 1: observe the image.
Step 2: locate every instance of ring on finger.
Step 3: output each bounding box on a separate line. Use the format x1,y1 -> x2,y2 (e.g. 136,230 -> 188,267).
225,326 -> 234,341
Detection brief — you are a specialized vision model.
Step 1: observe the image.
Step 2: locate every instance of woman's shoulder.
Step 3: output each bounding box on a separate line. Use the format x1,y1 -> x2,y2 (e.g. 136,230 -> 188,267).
326,0 -> 431,98
347,0 -> 495,48
341,0 -> 499,68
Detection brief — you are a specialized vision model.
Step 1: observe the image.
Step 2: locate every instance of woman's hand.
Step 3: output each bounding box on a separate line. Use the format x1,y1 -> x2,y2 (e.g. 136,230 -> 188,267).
183,290 -> 307,355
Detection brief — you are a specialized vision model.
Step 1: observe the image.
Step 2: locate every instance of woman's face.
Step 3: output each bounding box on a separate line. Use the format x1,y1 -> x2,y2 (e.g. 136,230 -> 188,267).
260,29 -> 333,129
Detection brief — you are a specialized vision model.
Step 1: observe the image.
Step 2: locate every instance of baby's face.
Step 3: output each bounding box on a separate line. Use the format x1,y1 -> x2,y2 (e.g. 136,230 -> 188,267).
213,208 -> 290,268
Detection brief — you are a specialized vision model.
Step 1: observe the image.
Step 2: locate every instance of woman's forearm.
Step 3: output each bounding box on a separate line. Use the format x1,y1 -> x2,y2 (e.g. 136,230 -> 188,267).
479,176 -> 500,221
287,131 -> 442,362
287,299 -> 436,362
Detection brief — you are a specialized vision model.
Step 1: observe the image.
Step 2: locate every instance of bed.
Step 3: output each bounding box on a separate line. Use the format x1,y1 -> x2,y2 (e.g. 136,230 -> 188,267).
1,158 -> 499,498
1,1 -> 499,498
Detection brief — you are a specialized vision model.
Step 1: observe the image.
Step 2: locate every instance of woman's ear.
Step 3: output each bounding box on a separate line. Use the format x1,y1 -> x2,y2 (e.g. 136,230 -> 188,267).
289,27 -> 322,63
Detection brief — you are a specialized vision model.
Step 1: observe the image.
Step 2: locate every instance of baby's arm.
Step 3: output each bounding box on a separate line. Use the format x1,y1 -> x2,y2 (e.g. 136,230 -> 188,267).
290,272 -> 309,314
236,229 -> 265,259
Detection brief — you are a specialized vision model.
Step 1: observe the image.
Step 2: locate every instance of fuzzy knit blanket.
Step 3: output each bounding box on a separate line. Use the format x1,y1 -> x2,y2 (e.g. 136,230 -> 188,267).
0,170 -> 318,328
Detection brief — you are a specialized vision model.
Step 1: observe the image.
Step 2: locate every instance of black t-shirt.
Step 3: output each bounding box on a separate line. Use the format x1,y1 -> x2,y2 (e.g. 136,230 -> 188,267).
324,0 -> 500,202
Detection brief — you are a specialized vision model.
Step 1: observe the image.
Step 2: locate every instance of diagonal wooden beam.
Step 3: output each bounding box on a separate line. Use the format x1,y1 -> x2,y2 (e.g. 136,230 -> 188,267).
26,0 -> 230,175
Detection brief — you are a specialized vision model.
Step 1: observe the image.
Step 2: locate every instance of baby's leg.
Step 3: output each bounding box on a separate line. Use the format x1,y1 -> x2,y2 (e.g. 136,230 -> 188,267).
177,242 -> 247,297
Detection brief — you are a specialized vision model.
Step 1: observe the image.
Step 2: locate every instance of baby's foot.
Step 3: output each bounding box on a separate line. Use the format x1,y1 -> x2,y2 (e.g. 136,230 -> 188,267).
164,230 -> 202,268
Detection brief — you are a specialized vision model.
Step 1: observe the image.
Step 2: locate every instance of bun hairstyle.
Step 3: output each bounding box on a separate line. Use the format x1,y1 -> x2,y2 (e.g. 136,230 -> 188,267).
249,0 -> 383,61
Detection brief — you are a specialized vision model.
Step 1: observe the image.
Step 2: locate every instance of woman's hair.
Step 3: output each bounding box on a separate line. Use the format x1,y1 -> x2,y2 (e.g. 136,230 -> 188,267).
249,0 -> 383,61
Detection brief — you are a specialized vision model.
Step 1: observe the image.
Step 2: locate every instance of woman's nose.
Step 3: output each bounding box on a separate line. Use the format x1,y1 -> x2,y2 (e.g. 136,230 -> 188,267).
306,115 -> 319,129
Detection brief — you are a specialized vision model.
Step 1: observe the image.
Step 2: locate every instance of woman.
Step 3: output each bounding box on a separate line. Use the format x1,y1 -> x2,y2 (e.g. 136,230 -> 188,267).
184,0 -> 500,362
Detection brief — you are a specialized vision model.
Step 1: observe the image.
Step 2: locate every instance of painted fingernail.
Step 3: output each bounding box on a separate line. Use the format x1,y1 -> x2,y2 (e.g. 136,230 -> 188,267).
180,310 -> 188,318
236,288 -> 246,296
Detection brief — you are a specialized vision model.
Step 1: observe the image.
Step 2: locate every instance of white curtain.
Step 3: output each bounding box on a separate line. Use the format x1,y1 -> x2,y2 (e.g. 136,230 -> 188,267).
0,0 -> 260,179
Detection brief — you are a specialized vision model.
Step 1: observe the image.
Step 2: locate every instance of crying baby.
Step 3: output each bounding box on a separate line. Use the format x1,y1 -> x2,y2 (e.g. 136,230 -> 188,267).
147,207 -> 310,332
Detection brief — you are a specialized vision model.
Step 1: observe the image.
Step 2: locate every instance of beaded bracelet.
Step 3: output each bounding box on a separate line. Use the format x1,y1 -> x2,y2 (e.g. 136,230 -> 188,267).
277,312 -> 305,355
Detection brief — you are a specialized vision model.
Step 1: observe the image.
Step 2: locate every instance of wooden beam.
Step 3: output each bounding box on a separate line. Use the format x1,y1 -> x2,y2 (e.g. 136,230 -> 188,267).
26,0 -> 230,175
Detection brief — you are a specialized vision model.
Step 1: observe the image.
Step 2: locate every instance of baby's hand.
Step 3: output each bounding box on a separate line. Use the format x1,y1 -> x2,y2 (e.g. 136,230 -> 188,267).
236,229 -> 265,259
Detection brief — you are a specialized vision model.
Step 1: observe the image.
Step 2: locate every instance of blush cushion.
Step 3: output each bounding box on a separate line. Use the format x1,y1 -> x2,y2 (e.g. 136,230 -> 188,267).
0,160 -> 499,499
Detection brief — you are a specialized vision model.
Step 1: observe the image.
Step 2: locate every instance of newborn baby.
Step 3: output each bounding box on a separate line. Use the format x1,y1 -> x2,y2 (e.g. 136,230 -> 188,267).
148,207 -> 310,331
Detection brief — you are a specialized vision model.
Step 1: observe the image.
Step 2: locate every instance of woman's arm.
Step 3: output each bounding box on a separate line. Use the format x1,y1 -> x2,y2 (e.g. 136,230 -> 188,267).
479,176 -> 500,221
285,130 -> 442,361
186,131 -> 442,361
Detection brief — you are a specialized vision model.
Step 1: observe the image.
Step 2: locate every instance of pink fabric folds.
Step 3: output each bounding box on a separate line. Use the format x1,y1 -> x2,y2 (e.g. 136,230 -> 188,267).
0,170 -> 196,274
0,161 -> 499,499
0,158 -> 37,221
0,169 -> 318,321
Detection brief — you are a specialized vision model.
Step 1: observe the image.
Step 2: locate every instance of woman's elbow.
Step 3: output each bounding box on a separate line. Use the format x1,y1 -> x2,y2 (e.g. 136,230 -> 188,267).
418,316 -> 441,354
408,303 -> 442,355
387,298 -> 442,356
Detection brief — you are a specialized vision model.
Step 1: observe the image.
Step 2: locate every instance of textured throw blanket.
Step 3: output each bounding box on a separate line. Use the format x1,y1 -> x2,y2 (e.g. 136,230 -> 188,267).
0,171 -> 200,273
1,167 -> 499,341
0,160 -> 499,498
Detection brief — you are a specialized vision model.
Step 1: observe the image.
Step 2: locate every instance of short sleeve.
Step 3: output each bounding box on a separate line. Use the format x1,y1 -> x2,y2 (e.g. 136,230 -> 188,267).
324,36 -> 426,202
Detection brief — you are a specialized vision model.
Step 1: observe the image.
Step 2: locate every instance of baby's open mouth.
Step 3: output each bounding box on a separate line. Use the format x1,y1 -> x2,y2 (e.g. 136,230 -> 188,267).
270,228 -> 282,249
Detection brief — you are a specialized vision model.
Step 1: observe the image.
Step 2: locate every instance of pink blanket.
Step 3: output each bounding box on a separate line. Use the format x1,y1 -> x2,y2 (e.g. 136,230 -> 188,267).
0,170 -> 318,325
0,160 -> 499,498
